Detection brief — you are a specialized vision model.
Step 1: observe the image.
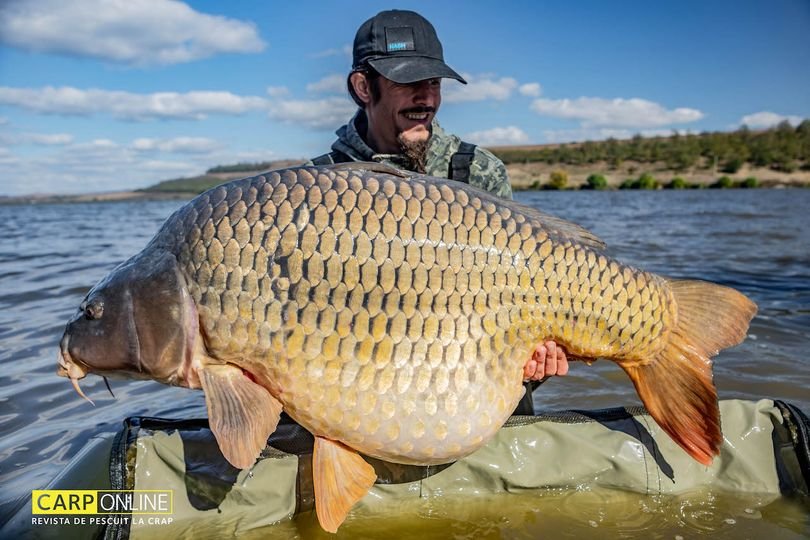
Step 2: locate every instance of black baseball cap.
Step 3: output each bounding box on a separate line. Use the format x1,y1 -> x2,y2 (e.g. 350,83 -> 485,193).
352,10 -> 467,85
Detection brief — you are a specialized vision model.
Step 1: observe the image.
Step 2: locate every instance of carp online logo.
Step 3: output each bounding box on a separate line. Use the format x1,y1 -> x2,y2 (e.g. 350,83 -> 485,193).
32,490 -> 173,515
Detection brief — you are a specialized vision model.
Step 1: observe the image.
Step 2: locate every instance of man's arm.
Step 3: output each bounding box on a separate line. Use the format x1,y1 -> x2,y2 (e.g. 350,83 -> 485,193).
468,146 -> 513,199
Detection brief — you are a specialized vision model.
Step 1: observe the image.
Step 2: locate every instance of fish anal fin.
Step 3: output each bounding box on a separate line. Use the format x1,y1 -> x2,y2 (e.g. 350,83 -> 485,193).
198,364 -> 282,469
313,436 -> 376,533
622,280 -> 757,466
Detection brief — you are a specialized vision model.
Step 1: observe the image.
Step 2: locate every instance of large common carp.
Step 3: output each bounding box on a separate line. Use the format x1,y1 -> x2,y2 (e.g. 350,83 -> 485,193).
58,163 -> 756,532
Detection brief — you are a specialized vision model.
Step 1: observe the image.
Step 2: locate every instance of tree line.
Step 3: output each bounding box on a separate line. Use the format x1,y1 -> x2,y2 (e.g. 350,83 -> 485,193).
206,162 -> 279,174
491,121 -> 810,173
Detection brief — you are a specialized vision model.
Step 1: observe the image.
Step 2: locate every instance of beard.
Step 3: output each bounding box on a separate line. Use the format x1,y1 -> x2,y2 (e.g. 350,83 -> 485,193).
397,132 -> 429,174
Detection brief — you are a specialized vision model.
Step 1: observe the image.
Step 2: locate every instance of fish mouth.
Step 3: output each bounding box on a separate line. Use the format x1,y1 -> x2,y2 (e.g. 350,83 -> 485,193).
58,334 -> 95,406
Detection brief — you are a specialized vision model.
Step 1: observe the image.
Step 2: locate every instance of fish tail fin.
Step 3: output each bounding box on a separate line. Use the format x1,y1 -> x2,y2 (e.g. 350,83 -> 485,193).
621,280 -> 757,466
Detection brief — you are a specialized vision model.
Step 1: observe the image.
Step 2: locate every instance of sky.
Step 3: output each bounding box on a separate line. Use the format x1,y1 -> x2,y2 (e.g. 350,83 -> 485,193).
0,0 -> 808,196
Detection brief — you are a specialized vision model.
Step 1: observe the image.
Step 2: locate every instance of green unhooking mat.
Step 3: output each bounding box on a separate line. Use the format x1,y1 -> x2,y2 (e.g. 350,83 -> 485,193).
4,399 -> 808,539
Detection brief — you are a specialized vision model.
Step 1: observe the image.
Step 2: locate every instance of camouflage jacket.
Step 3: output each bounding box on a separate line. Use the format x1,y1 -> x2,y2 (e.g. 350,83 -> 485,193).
310,110 -> 512,199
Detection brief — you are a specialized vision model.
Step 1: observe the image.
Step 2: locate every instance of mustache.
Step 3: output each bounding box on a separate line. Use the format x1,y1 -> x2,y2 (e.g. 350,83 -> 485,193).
400,106 -> 436,115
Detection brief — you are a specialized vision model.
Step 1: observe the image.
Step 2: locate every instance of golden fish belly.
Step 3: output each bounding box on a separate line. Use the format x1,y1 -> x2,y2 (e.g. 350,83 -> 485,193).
259,351 -> 525,464
173,166 -> 675,464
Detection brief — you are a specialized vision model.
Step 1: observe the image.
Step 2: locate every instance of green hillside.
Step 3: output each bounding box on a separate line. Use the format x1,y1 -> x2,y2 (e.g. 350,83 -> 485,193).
142,174 -> 227,193
491,121 -> 810,173
142,159 -> 304,194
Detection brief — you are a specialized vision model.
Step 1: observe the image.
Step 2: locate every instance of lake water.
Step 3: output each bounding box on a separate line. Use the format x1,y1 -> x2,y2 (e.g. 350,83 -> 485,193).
0,188 -> 808,536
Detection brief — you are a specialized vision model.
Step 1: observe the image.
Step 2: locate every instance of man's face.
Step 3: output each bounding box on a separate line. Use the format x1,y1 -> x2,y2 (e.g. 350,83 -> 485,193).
364,76 -> 442,154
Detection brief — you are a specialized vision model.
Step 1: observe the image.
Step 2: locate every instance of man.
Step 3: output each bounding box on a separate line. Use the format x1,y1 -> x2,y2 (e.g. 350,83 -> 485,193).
311,10 -> 567,414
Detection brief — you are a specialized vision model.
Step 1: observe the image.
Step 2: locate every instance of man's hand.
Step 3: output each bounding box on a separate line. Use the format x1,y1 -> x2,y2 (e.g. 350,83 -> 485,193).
523,340 -> 569,381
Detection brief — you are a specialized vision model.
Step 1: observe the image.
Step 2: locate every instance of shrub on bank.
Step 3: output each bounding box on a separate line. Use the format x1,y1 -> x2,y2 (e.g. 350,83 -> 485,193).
585,174 -> 608,190
546,170 -> 569,190
618,173 -> 658,189
666,176 -> 688,189
710,176 -> 735,189
636,173 -> 659,190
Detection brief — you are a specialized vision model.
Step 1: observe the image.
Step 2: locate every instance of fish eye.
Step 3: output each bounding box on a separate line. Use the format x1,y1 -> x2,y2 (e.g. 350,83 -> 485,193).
84,299 -> 104,320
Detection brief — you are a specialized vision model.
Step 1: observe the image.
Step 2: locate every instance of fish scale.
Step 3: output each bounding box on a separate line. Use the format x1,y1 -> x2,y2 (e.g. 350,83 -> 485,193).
169,165 -> 673,464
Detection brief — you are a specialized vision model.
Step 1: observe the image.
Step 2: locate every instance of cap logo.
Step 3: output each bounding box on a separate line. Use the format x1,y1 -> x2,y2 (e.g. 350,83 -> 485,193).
385,27 -> 415,53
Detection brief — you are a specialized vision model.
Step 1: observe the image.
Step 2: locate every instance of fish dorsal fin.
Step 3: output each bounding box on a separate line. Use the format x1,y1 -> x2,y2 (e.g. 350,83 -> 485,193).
326,161 -> 410,178
523,206 -> 607,251
313,436 -> 377,533
198,364 -> 282,469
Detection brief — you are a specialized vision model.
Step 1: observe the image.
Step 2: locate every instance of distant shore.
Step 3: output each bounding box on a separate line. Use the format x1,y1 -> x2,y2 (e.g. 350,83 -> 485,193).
0,190 -> 195,206
2,161 -> 808,206
506,161 -> 810,190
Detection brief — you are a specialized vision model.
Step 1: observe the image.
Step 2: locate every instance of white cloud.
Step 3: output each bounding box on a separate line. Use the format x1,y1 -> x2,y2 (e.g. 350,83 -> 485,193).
311,44 -> 352,58
465,126 -> 530,146
131,136 -> 221,153
306,74 -> 346,95
0,86 -> 270,120
519,83 -> 542,97
542,127 -> 687,144
0,136 -> 281,195
443,75 -> 519,103
531,97 -> 704,128
0,131 -> 74,145
139,159 -> 197,172
0,85 -> 357,131
0,147 -> 19,166
24,133 -> 74,145
0,116 -> 8,125
0,142 -> 190,195
85,139 -> 118,149
740,111 -> 803,129
0,0 -> 265,66
269,97 -> 355,129
266,86 -> 290,98
227,148 -> 281,163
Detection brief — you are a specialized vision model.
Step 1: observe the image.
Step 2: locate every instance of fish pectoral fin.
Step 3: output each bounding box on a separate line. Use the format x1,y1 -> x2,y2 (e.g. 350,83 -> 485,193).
313,436 -> 376,533
197,364 -> 282,469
